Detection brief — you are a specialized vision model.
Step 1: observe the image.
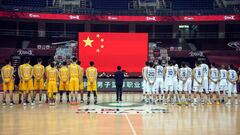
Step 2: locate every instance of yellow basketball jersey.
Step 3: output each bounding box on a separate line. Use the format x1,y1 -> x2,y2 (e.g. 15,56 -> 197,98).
21,63 -> 33,81
33,63 -> 44,80
69,63 -> 80,79
59,66 -> 69,82
45,65 -> 51,77
1,64 -> 14,83
47,68 -> 58,82
79,66 -> 84,82
86,67 -> 97,82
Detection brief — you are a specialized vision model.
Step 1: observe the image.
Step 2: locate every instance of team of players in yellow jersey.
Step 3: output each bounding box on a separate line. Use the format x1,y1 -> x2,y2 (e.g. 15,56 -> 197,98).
1,57 -> 98,106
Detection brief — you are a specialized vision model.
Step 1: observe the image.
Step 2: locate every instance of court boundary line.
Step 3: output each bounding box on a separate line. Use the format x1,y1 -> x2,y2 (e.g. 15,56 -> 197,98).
125,114 -> 137,135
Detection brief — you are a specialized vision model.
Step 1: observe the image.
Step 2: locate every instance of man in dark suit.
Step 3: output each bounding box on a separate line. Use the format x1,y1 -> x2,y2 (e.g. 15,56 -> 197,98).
114,66 -> 124,102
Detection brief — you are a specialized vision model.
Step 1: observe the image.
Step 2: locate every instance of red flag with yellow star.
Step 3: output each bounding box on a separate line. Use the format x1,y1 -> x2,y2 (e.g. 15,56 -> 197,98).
79,32 -> 148,74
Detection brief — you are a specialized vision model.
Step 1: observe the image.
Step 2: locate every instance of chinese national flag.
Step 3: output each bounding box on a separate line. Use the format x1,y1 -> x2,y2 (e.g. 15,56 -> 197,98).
78,32 -> 148,74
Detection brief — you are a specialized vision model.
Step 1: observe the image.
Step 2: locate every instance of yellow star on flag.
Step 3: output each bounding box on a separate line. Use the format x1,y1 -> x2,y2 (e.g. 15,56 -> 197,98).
83,36 -> 94,47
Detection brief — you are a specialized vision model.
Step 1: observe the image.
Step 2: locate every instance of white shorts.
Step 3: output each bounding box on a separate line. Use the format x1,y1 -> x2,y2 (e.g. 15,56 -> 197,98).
165,78 -> 173,92
219,79 -> 228,91
209,81 -> 219,92
227,82 -> 237,94
146,82 -> 156,94
142,80 -> 147,94
173,78 -> 179,92
202,77 -> 209,93
193,80 -> 203,92
155,78 -> 164,93
179,79 -> 191,93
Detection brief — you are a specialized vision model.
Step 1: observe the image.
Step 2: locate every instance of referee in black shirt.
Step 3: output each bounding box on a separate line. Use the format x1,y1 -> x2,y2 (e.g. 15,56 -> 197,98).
114,66 -> 124,102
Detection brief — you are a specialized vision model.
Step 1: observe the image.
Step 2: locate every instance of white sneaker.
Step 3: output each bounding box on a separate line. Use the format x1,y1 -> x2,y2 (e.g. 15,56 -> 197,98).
10,103 -> 13,106
23,103 -> 27,106
235,100 -> 238,105
2,102 -> 6,106
226,101 -> 231,105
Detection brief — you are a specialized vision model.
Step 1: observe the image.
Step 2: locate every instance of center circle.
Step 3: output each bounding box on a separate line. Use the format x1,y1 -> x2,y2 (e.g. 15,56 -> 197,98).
97,102 -> 144,108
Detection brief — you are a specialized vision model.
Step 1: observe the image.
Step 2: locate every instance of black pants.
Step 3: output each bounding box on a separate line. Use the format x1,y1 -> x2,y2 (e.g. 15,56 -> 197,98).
116,84 -> 123,101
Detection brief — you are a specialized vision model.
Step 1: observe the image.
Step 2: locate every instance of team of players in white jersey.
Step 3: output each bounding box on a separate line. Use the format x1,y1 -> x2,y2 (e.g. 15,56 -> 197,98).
142,60 -> 239,105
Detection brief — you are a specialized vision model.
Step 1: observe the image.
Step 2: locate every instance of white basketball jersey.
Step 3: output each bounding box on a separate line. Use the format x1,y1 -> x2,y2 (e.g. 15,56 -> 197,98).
220,69 -> 227,80
142,66 -> 149,79
173,65 -> 178,79
156,65 -> 164,78
210,68 -> 219,81
187,67 -> 192,77
228,69 -> 237,81
147,67 -> 155,83
194,67 -> 203,82
201,63 -> 209,78
165,66 -> 174,79
180,67 -> 188,80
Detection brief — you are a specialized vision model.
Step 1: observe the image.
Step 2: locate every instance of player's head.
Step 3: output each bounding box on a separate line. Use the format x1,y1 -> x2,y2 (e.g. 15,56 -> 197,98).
211,63 -> 216,68
195,61 -> 200,67
5,59 -> 11,65
167,61 -> 172,66
145,61 -> 149,66
37,58 -> 42,64
149,62 -> 154,68
24,57 -> 30,64
221,65 -> 225,69
90,61 -> 94,66
172,60 -> 176,65
158,60 -> 162,65
230,64 -> 234,69
77,60 -> 81,65
181,62 -> 185,68
50,62 -> 55,68
62,61 -> 67,66
72,57 -> 77,63
117,66 -> 121,71
48,59 -> 53,65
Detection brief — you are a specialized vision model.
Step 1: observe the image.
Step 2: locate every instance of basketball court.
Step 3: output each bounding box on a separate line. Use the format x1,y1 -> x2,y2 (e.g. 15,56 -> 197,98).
1,93 -> 240,135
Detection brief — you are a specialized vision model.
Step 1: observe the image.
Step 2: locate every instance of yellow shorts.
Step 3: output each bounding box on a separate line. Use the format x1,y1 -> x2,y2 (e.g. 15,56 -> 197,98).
3,80 -> 14,91
47,81 -> 58,93
22,79 -> 34,91
69,78 -> 79,91
59,81 -> 69,91
34,78 -> 44,90
79,82 -> 84,90
87,81 -> 97,91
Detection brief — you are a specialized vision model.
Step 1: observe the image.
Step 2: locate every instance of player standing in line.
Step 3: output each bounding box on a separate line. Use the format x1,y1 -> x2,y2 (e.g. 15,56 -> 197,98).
219,65 -> 228,103
178,62 -> 189,104
19,57 -> 34,106
45,59 -> 53,103
200,60 -> 209,103
142,61 -> 149,102
86,61 -> 98,105
1,59 -> 15,106
46,62 -> 58,105
146,62 -> 156,104
18,61 -> 24,104
185,63 -> 193,103
33,58 -> 45,104
226,64 -> 238,105
172,61 -> 179,104
155,60 -> 164,103
69,57 -> 81,104
163,61 -> 174,105
59,61 -> 70,103
77,61 -> 84,103
192,61 -> 204,105
208,63 -> 220,105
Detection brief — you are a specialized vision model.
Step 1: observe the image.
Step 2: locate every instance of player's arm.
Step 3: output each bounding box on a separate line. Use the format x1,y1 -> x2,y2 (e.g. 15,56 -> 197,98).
28,66 -> 33,81
95,68 -> 98,81
200,69 -> 203,84
58,69 -> 63,82
142,68 -> 146,81
208,70 -> 213,82
233,72 -> 238,84
18,66 -> 23,80
1,67 -> 5,82
56,69 -> 59,82
41,66 -> 45,79
177,69 -> 182,81
217,70 -> 220,83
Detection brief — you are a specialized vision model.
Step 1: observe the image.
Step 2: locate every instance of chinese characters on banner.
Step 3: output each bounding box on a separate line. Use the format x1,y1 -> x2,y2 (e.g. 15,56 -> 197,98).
83,78 -> 143,92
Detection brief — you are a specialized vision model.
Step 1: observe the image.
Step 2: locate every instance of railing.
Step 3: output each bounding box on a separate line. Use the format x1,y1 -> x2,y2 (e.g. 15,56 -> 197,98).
0,29 -> 240,39
0,5 -> 240,16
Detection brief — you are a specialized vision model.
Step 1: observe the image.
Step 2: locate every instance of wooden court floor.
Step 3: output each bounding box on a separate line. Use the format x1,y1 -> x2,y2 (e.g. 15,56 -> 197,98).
0,93 -> 240,135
